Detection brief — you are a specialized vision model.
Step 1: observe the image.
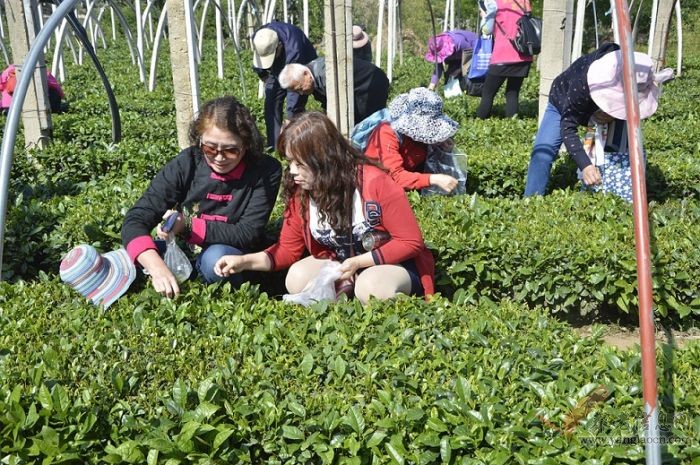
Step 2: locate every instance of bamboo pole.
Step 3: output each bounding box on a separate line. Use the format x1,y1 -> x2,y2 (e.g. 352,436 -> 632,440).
612,0 -> 661,462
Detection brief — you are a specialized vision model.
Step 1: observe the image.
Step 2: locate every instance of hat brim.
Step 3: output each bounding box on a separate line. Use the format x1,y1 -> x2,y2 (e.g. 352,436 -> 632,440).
424,35 -> 455,64
391,114 -> 458,145
253,52 -> 276,70
92,248 -> 136,309
353,31 -> 369,49
588,51 -> 659,120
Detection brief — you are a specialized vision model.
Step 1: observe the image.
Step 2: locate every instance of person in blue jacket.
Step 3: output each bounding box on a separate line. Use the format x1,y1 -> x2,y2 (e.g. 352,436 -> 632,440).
252,22 -> 317,149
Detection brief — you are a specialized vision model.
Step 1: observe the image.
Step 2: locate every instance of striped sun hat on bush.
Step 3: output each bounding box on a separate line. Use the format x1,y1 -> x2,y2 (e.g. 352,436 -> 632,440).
60,244 -> 136,309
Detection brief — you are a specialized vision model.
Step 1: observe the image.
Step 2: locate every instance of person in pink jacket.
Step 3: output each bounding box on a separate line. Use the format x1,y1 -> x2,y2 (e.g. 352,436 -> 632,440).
0,65 -> 66,113
475,0 -> 533,119
214,111 -> 435,304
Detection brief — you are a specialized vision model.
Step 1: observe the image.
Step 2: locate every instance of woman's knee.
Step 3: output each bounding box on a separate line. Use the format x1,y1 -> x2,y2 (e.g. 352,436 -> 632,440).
285,256 -> 331,294
198,244 -> 243,284
354,266 -> 412,304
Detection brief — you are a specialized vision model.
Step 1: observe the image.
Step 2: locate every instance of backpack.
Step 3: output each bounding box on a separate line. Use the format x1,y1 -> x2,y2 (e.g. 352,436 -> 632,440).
497,0 -> 542,57
350,108 -> 402,152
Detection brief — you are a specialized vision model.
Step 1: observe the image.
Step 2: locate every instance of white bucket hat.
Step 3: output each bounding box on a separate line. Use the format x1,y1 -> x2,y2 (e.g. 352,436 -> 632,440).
389,87 -> 459,144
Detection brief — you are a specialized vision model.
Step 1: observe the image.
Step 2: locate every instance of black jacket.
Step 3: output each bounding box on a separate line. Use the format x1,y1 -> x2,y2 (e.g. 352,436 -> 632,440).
307,57 -> 390,125
549,43 -> 620,170
121,147 -> 282,262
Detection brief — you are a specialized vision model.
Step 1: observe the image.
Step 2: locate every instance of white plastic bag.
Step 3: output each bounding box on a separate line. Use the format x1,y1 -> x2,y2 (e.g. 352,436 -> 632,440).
444,77 -> 462,99
283,261 -> 343,306
163,233 -> 192,283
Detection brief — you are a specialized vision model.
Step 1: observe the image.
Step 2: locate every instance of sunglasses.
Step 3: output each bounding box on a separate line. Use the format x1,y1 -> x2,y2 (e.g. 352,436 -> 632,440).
200,140 -> 243,158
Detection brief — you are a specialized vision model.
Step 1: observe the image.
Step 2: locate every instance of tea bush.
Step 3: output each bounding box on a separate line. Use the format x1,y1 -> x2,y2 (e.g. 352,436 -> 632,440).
0,281 -> 698,463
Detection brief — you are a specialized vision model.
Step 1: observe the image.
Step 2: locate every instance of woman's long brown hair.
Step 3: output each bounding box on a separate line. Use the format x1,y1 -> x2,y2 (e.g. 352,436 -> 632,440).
277,112 -> 377,232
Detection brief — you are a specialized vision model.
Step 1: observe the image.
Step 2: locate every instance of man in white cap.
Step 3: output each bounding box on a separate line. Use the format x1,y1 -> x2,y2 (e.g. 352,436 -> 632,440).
252,21 -> 317,149
524,43 -> 673,196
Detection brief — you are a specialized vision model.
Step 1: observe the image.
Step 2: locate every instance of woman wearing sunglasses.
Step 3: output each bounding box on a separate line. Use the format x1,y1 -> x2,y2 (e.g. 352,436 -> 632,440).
121,96 -> 282,297
213,112 -> 435,304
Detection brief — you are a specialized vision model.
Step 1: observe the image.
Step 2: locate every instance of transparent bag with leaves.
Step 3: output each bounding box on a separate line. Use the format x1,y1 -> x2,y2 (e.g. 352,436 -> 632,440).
421,146 -> 468,196
163,233 -> 193,283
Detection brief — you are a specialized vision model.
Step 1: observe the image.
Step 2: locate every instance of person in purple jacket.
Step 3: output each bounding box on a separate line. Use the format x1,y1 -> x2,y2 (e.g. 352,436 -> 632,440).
252,21 -> 317,149
425,30 -> 478,93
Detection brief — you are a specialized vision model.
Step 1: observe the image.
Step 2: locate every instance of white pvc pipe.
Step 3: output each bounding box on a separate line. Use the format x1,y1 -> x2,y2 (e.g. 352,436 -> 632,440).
282,0 -> 287,23
184,0 -> 201,115
198,0 -> 211,58
265,0 -> 276,23
443,0 -> 449,32
303,0 -> 308,36
0,3 -> 5,39
648,0 -> 659,54
216,0 -> 224,79
387,0 -> 395,81
571,0 -> 585,61
235,0 -> 246,47
95,6 -> 108,48
376,0 -> 385,68
51,18 -> 70,77
110,6 -> 116,41
149,6 -> 168,91
610,0 -> 620,44
675,0 -> 682,76
135,0 -> 145,81
78,0 -> 98,65
229,0 -> 238,47
36,1 -> 49,52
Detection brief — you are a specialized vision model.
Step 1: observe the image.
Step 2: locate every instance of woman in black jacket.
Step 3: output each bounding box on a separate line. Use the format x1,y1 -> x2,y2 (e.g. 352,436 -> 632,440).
121,96 -> 282,297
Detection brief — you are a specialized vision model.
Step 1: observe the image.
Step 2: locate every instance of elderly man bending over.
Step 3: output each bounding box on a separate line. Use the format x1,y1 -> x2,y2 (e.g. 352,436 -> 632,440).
278,57 -> 390,125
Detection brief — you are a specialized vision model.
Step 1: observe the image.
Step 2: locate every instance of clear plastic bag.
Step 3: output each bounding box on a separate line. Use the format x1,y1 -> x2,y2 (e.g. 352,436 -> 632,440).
283,261 -> 343,306
421,146 -> 468,196
444,77 -> 462,99
163,233 -> 193,283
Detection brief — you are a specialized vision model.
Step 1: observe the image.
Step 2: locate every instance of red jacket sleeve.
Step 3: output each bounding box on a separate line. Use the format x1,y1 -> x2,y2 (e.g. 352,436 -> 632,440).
364,123 -> 432,191
264,194 -> 308,271
362,166 -> 425,265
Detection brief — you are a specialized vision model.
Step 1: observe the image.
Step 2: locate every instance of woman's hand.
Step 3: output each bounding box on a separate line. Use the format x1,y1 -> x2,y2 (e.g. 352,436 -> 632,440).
428,83 -> 436,91
581,165 -> 602,186
339,256 -> 363,281
156,210 -> 185,240
429,173 -> 458,193
138,249 -> 180,298
215,255 -> 244,277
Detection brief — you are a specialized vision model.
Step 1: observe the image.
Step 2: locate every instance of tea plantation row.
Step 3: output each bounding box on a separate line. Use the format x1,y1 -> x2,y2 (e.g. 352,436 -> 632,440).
2,44 -> 699,320
1,282 -> 698,463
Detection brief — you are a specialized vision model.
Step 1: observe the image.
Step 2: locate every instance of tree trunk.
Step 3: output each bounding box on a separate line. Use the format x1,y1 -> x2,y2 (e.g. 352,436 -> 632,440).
538,0 -> 574,122
324,0 -> 353,135
648,0 -> 677,71
167,0 -> 200,148
6,0 -> 52,149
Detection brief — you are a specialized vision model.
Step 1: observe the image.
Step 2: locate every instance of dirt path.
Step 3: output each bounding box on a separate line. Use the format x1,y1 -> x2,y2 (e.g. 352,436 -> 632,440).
575,325 -> 700,350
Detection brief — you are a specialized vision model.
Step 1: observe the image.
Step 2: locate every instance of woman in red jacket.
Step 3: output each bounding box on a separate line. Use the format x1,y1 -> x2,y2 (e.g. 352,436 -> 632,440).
363,87 -> 459,193
215,112 -> 435,303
